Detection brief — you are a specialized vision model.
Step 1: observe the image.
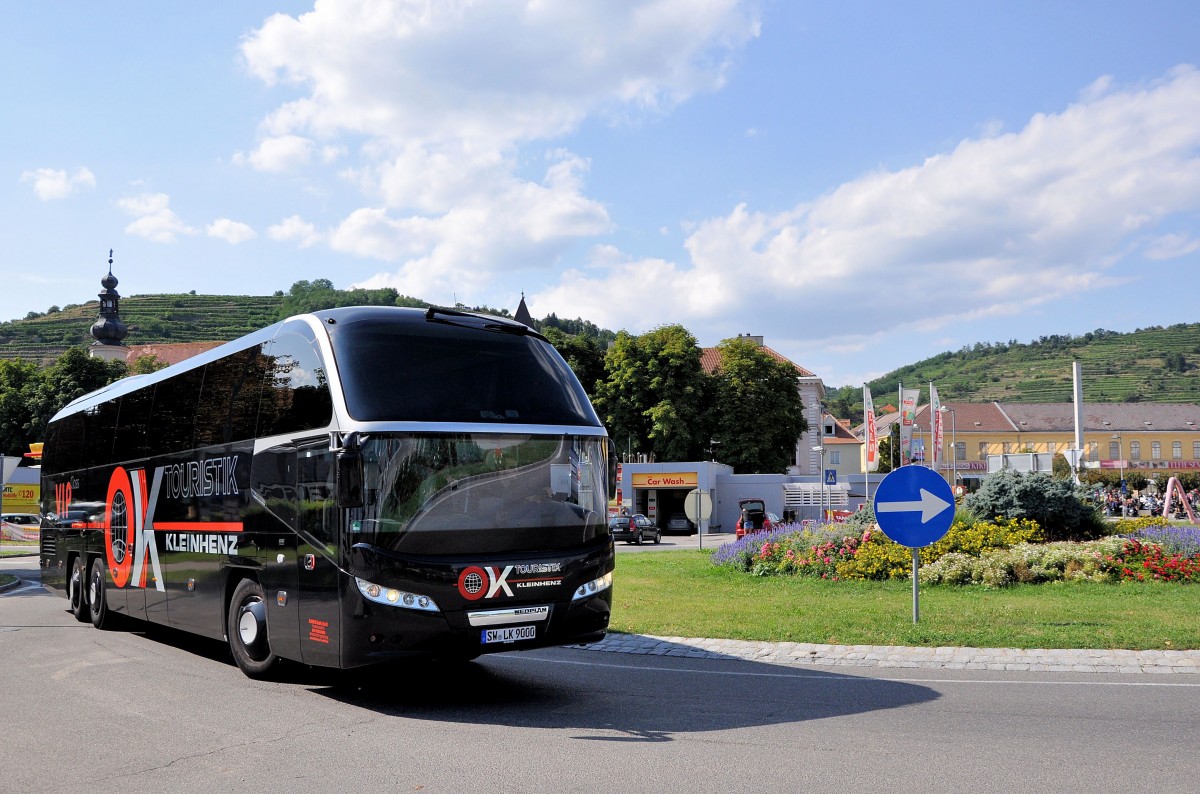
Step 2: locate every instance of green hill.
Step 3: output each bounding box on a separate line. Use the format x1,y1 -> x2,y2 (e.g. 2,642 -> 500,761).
4,290 -> 1198,414
0,293 -> 285,364
822,324 -> 1200,422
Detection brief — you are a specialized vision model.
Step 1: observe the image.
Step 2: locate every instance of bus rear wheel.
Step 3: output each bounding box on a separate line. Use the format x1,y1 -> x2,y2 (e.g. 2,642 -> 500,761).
68,557 -> 89,622
227,579 -> 279,679
87,559 -> 113,630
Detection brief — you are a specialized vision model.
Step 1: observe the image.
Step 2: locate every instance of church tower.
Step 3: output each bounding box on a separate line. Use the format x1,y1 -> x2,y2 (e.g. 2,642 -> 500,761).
89,249 -> 129,361
514,292 -> 533,327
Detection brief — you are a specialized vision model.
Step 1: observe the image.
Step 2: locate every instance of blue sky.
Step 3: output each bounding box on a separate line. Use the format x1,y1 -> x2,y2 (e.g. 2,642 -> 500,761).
5,1 -> 1199,388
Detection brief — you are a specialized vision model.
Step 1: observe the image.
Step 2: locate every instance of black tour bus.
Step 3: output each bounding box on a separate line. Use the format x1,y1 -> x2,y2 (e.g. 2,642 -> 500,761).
40,306 -> 614,677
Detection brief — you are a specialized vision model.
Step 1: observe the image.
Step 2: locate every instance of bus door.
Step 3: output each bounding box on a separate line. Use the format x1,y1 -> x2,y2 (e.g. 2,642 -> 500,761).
295,445 -> 341,667
248,444 -> 302,663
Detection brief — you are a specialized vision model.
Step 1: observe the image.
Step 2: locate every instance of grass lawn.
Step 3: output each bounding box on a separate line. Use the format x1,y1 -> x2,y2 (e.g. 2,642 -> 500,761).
611,550 -> 1200,651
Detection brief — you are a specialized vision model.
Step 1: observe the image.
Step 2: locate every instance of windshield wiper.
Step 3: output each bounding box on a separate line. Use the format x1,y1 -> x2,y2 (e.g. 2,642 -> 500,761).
424,305 -> 543,339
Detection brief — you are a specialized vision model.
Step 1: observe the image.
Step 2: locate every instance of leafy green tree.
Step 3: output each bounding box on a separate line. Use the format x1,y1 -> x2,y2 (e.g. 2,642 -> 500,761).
1125,471 -> 1149,493
594,325 -> 710,461
277,279 -> 420,319
708,336 -> 806,473
0,359 -> 40,456
963,469 -> 1103,542
1051,452 -> 1072,480
542,327 -> 606,397
130,354 -> 167,374
875,424 -> 899,473
22,348 -> 127,446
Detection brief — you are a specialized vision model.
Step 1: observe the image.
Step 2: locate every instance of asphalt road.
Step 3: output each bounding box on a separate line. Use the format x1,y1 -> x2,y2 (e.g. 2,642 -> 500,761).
3,555 -> 1200,792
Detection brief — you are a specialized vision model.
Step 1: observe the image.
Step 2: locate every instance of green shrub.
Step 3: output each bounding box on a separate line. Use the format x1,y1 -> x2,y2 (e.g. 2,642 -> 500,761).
963,469 -> 1104,541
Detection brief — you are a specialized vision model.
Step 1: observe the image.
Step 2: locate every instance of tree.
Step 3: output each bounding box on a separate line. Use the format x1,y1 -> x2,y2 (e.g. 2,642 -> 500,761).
594,326 -> 710,461
542,327 -> 606,398
130,354 -> 167,375
1051,452 -> 1072,480
875,423 -> 900,474
0,359 -> 40,456
708,336 -> 806,473
22,348 -> 127,446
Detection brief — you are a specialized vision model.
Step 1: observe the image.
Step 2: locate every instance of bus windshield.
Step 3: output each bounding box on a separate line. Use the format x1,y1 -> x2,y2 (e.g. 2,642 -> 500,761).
350,433 -> 609,555
327,314 -> 600,426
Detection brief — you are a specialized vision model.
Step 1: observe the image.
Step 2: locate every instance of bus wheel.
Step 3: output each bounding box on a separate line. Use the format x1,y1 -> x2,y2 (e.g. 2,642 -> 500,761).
227,579 -> 278,679
68,557 -> 88,622
88,559 -> 113,630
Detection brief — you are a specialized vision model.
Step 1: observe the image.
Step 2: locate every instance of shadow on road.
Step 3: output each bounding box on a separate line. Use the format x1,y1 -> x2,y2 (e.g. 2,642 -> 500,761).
307,642 -> 940,741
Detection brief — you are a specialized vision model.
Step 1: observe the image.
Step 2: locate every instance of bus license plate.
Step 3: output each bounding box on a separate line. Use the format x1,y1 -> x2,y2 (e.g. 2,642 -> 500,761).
482,625 -> 537,644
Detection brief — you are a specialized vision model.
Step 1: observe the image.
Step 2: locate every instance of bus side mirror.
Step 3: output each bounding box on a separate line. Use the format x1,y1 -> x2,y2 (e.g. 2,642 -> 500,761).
336,449 -> 364,509
607,441 -> 618,500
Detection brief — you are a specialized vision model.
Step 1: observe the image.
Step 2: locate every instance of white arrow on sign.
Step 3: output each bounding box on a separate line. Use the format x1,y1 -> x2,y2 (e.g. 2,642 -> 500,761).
876,488 -> 952,524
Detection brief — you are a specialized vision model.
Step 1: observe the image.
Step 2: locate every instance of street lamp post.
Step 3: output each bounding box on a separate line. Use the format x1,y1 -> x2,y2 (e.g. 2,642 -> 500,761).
811,445 -> 826,523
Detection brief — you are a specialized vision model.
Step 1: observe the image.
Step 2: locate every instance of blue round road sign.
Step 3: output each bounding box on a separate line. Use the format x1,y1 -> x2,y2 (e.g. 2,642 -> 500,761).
872,465 -> 956,548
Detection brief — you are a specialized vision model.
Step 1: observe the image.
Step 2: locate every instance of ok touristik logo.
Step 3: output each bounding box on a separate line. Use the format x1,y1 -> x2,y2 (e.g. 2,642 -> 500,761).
457,563 -> 564,601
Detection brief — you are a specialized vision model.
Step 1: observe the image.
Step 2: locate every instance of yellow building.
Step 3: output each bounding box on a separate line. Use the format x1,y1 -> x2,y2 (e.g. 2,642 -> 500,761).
873,402 -> 1200,482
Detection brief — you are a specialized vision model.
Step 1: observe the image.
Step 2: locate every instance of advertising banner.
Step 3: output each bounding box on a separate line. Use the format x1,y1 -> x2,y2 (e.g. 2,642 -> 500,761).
899,387 -> 919,466
863,385 -> 878,472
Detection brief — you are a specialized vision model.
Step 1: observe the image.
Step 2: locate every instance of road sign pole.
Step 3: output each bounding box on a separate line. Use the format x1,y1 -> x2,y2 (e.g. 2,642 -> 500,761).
912,548 -> 920,623
696,489 -> 702,551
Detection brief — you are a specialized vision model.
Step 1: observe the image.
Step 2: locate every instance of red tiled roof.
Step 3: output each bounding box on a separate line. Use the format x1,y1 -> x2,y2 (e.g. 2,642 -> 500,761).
125,341 -> 224,367
700,344 -> 814,376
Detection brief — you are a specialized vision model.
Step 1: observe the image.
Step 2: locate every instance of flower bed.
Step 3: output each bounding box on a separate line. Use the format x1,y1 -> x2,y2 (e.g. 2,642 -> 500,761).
713,520 -> 1200,587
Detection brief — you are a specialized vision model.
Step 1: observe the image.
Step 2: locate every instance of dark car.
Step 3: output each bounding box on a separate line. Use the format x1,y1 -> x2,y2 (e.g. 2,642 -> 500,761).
666,512 -> 693,534
735,498 -> 773,539
609,513 -> 661,545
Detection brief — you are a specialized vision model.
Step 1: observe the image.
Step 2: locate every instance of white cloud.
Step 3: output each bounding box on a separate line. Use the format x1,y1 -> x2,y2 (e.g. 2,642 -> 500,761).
267,215 -> 322,248
241,0 -> 759,297
207,219 -> 257,244
243,0 -> 760,147
1144,232 -> 1200,260
534,67 -> 1200,349
233,134 -> 316,172
117,192 -> 196,243
20,167 -> 96,200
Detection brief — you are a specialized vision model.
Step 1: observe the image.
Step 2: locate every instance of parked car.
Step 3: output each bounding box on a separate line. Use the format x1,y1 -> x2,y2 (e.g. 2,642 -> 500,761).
735,498 -> 773,539
608,513 -> 661,545
1,513 -> 39,526
666,512 -> 694,534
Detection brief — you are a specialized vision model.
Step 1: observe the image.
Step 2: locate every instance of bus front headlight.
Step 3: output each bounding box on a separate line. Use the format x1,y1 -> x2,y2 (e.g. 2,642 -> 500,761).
355,577 -> 440,612
571,570 -> 613,601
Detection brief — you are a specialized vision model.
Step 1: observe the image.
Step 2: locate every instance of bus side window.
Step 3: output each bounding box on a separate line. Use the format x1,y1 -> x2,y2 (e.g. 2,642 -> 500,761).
113,387 -> 154,463
47,412 -> 87,476
194,347 -> 264,448
82,400 -> 120,470
148,368 -> 205,456
257,333 -> 333,437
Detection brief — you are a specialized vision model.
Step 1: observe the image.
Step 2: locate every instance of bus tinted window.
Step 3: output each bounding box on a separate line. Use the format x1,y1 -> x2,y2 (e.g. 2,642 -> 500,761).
45,411 -> 86,475
113,386 -> 155,462
257,333 -> 333,437
83,400 -> 120,469
194,347 -> 266,447
329,318 -> 598,425
148,368 -> 205,454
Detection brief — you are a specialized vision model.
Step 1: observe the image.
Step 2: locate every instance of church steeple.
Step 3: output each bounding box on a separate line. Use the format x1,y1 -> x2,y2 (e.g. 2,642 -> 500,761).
90,249 -> 129,355
514,291 -> 533,327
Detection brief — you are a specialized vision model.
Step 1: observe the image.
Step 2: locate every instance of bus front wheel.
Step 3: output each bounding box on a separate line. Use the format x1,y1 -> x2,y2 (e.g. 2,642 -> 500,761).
68,557 -> 88,622
227,579 -> 279,679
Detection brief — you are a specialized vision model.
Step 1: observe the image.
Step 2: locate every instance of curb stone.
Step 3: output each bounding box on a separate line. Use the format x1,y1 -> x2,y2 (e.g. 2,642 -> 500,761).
575,633 -> 1200,675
